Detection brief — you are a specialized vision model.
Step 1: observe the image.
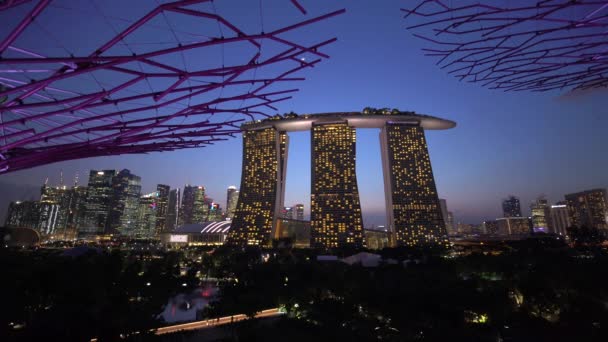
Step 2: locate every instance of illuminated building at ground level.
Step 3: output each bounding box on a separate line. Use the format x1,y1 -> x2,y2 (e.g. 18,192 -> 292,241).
228,110 -> 455,248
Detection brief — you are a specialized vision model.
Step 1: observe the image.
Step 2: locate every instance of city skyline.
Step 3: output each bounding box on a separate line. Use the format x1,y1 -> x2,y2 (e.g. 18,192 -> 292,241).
0,1 -> 606,225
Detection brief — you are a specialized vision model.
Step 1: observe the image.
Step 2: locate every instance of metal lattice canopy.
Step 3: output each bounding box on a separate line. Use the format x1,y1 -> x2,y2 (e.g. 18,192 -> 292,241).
0,0 -> 343,173
402,0 -> 608,92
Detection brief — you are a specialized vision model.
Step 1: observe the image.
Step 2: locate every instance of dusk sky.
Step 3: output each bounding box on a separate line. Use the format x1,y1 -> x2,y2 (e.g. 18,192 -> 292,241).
1,0 -> 607,226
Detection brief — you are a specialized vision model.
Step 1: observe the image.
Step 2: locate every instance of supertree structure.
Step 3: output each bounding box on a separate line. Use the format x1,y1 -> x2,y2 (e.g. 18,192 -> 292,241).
0,0 -> 343,173
402,0 -> 608,92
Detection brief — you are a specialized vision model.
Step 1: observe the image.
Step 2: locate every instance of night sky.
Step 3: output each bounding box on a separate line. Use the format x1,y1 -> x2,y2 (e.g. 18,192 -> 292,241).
1,0 -> 607,226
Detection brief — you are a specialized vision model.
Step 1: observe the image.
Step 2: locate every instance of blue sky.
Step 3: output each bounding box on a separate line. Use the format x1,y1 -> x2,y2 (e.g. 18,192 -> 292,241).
1,0 -> 607,225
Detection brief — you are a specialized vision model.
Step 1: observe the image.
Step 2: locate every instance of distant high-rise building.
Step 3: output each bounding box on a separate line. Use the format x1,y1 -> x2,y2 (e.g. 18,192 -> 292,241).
40,184 -> 67,236
180,185 -> 206,225
166,188 -> 180,231
439,199 -> 449,233
380,123 -> 448,247
155,184 -> 170,233
82,170 -> 116,235
136,192 -> 158,238
282,206 -> 294,219
565,189 -> 608,229
497,217 -> 531,236
502,195 -> 522,218
550,202 -> 570,236
5,201 -> 40,230
226,186 -> 239,219
295,204 -> 304,221
446,211 -> 455,235
457,223 -> 474,235
38,202 -> 60,235
311,122 -> 364,249
108,169 -> 141,236
530,197 -> 552,233
483,220 -> 499,235
207,202 -> 222,221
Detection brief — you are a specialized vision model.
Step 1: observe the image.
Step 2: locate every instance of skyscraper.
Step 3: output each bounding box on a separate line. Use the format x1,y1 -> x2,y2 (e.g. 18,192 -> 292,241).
228,128 -> 288,246
155,184 -> 170,233
282,206 -> 294,219
550,202 -> 570,236
380,123 -> 448,247
82,170 -> 116,235
311,122 -> 364,249
439,198 -> 450,234
530,197 -> 551,233
226,186 -> 239,219
502,195 -> 522,218
180,185 -> 207,225
136,192 -> 158,238
166,188 -> 180,231
295,204 -> 304,221
447,211 -> 455,235
108,169 -> 141,236
5,201 -> 40,230
565,189 -> 608,229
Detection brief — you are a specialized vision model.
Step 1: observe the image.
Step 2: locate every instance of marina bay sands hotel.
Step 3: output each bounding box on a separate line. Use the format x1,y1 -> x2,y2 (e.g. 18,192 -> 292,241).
227,109 -> 456,249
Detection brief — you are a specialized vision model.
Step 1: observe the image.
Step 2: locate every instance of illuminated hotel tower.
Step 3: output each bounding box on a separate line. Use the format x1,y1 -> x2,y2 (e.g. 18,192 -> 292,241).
380,123 -> 448,247
228,128 -> 288,246
310,122 -> 364,248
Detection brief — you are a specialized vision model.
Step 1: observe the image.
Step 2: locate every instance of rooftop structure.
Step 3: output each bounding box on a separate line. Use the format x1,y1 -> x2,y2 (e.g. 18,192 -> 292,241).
241,109 -> 456,131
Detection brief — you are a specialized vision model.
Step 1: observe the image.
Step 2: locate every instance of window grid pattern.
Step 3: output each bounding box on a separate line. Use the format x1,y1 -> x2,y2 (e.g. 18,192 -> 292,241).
311,123 -> 364,249
228,128 -> 286,246
384,124 -> 448,247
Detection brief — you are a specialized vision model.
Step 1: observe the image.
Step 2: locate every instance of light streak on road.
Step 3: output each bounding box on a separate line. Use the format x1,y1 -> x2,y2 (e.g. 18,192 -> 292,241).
155,308 -> 282,335
90,308 -> 282,341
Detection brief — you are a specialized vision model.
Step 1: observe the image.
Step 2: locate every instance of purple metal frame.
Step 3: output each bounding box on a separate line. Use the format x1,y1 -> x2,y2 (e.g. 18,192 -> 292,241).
402,1 -> 608,92
0,0 -> 343,173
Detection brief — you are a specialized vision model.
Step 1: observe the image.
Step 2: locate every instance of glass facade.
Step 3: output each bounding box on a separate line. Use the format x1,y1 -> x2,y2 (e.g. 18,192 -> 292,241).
502,196 -> 522,218
228,128 -> 288,246
565,189 -> 608,229
380,123 -> 448,247
155,184 -> 170,233
311,122 -> 364,249
82,170 -> 116,235
179,185 -> 206,225
108,169 -> 142,236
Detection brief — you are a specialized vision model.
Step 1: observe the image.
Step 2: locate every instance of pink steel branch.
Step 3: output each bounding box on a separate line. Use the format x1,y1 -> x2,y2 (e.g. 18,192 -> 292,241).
402,0 -> 608,92
0,0 -> 344,173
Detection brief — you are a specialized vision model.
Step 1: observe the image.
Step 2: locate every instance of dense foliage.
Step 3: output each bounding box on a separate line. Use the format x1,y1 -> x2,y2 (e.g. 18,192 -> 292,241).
204,244 -> 608,342
0,247 -> 194,341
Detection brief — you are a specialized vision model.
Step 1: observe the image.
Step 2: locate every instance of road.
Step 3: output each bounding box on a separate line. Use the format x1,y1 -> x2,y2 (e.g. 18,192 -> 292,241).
155,308 -> 282,335
91,308 -> 283,341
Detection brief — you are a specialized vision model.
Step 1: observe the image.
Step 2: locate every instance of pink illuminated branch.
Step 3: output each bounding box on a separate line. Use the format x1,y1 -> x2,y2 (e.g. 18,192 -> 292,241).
0,0 -> 344,173
291,0 -> 307,15
402,0 -> 608,92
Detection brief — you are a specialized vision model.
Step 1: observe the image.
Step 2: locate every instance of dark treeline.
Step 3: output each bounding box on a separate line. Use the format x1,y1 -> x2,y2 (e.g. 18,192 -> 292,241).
1,247 -> 196,342
200,242 -> 608,342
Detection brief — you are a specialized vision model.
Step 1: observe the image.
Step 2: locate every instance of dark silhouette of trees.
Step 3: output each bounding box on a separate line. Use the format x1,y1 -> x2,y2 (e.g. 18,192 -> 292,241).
1,248 -> 190,341
567,225 -> 606,246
